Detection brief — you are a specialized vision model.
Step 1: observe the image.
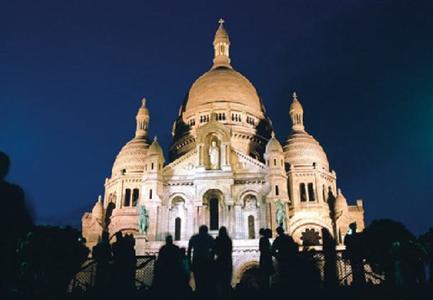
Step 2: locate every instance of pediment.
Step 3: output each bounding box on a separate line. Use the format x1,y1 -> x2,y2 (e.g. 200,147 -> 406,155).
231,148 -> 266,173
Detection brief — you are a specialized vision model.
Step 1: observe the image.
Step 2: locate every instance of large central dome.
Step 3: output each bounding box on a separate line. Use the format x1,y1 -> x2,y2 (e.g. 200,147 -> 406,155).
184,67 -> 263,116
169,19 -> 272,161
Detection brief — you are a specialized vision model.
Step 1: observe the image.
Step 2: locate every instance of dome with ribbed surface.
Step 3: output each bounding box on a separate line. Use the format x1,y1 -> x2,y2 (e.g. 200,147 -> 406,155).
284,131 -> 329,169
266,133 -> 283,153
112,137 -> 149,176
184,67 -> 263,116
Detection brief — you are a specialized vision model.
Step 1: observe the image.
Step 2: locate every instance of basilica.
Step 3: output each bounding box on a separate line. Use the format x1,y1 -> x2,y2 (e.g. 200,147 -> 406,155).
82,20 -> 365,284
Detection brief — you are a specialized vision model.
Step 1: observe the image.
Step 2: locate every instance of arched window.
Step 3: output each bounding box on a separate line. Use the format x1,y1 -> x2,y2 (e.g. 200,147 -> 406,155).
274,159 -> 277,166
248,215 -> 255,239
308,183 -> 315,201
124,189 -> 131,206
300,183 -> 306,202
301,228 -> 321,246
175,217 -> 181,241
209,198 -> 219,230
151,162 -> 154,170
275,185 -> 279,196
132,188 -> 139,206
149,189 -> 153,200
105,202 -> 115,225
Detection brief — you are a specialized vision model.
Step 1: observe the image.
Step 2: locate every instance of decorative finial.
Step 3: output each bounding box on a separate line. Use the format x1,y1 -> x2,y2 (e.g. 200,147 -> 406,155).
98,195 -> 102,202
271,131 -> 275,138
293,91 -> 298,100
218,18 -> 224,25
141,97 -> 146,107
153,136 -> 158,142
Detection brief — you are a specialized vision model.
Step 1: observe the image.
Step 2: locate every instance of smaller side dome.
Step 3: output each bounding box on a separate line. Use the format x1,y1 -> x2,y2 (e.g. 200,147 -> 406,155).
112,137 -> 149,176
334,189 -> 348,215
265,132 -> 283,153
284,131 -> 329,169
149,136 -> 164,156
92,195 -> 104,221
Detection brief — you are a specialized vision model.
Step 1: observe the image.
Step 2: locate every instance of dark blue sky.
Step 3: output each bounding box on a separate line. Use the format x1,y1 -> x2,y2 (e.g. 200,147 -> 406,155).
1,0 -> 431,235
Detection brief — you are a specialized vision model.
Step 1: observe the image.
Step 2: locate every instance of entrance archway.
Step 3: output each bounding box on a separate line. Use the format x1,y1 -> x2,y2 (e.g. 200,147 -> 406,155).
203,189 -> 224,232
209,198 -> 219,230
235,261 -> 260,287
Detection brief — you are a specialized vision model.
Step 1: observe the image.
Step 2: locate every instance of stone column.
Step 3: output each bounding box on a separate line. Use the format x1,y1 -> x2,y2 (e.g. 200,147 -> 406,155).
234,204 -> 243,239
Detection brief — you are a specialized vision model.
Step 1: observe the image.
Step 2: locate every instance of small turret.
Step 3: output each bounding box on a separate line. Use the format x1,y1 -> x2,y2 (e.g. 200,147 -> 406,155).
289,92 -> 304,132
135,98 -> 150,139
212,18 -> 232,69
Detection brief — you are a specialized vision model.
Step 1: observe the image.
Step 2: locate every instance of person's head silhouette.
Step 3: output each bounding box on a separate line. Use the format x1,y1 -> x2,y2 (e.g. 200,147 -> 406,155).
276,226 -> 284,236
265,228 -> 272,238
259,228 -> 265,236
218,226 -> 228,237
199,225 -> 208,235
165,235 -> 173,245
0,151 -> 10,181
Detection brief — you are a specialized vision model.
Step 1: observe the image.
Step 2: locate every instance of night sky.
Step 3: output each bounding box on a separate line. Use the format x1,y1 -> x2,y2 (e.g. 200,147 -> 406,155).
1,0 -> 431,235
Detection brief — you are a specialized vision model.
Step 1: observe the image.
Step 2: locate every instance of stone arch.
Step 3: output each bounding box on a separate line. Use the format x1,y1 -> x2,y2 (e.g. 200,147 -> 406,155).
233,260 -> 260,286
196,123 -> 231,144
166,192 -> 191,206
167,194 -> 188,240
289,220 -> 333,246
238,189 -> 261,206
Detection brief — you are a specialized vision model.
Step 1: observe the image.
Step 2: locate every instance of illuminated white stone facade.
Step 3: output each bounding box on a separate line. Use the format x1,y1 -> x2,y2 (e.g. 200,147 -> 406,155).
82,20 -> 365,284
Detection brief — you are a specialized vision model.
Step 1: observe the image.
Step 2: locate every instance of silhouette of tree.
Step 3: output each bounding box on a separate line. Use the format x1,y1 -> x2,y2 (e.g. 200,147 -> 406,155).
0,152 -> 32,296
16,225 -> 89,298
363,219 -> 420,285
419,228 -> 433,284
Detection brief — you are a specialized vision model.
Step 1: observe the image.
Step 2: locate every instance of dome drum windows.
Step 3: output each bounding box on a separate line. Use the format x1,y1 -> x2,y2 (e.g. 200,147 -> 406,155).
200,114 -> 210,123
246,115 -> 256,125
215,112 -> 226,121
299,182 -> 316,202
123,188 -> 139,207
188,118 -> 196,126
231,112 -> 242,122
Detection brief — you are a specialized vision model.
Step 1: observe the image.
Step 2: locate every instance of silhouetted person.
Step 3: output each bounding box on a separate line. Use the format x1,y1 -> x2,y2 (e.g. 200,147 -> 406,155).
259,228 -> 273,289
92,231 -> 113,292
188,225 -> 214,297
112,232 -> 136,294
322,228 -> 338,288
153,235 -> 183,299
0,152 -> 32,294
271,227 -> 297,282
344,223 -> 366,286
179,247 -> 192,296
214,226 -> 233,299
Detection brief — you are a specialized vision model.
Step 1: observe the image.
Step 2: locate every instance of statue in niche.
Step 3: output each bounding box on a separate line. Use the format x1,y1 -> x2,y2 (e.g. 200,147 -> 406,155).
275,199 -> 287,231
245,195 -> 257,210
138,205 -> 149,235
208,140 -> 220,169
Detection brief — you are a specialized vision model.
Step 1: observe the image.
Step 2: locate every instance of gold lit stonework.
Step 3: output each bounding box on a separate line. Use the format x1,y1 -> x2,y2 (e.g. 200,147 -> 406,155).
81,20 -> 365,286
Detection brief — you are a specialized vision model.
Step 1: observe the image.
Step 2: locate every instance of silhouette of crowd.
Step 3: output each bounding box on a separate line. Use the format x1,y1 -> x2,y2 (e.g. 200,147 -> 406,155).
1,150 -> 432,300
